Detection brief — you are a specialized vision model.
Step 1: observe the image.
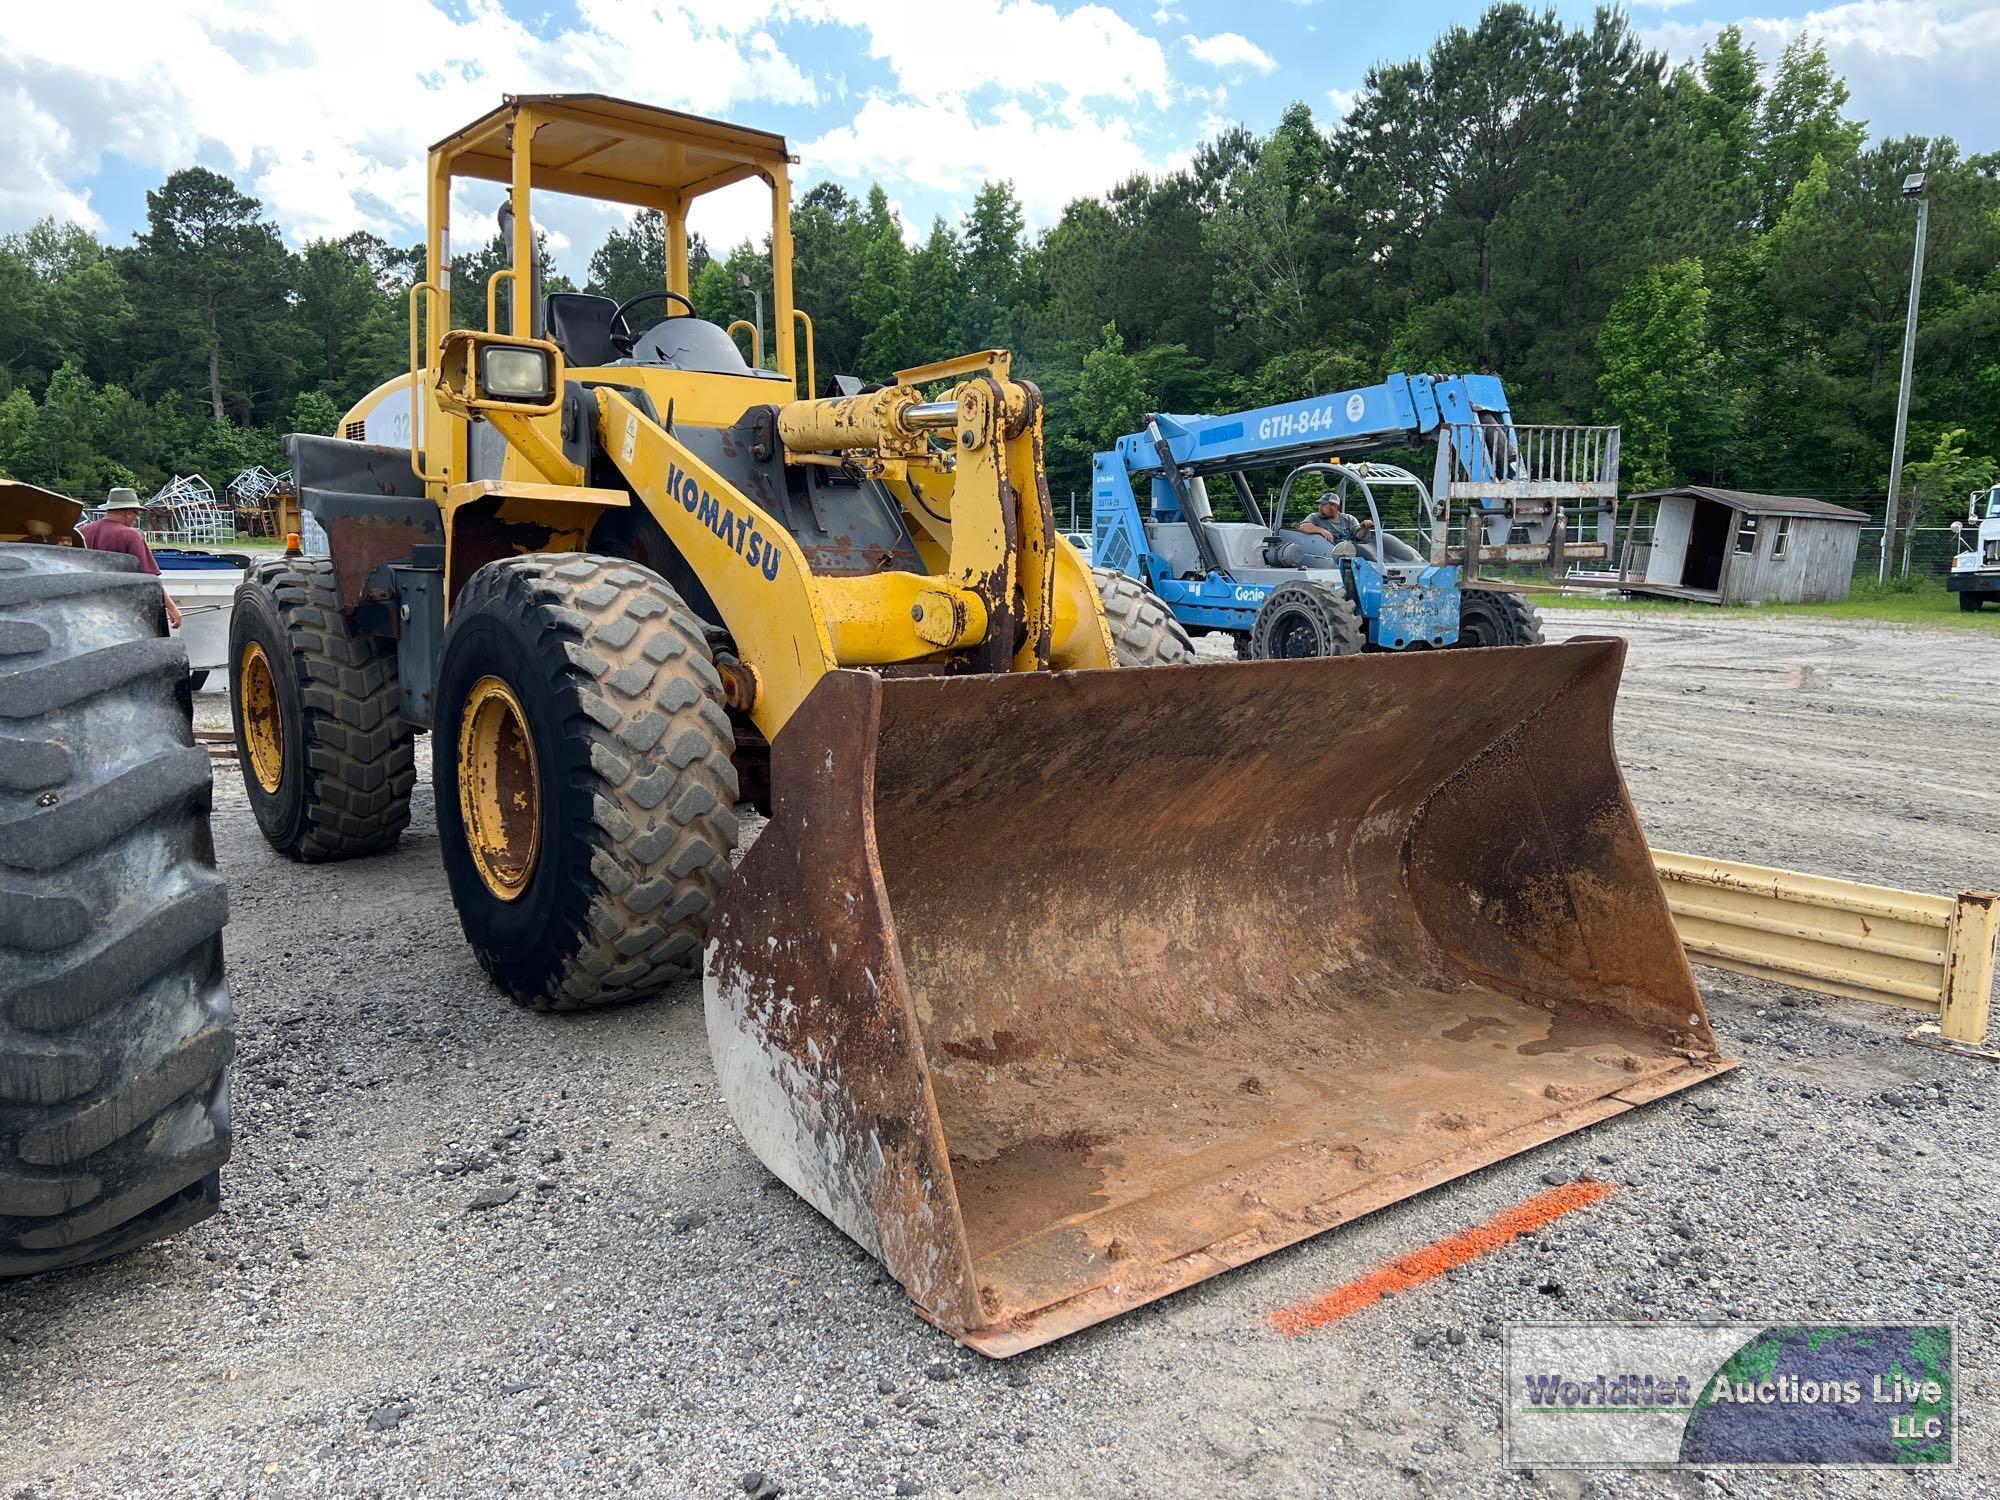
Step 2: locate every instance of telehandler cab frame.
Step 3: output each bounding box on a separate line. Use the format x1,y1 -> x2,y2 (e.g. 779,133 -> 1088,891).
231,94 -> 1727,1357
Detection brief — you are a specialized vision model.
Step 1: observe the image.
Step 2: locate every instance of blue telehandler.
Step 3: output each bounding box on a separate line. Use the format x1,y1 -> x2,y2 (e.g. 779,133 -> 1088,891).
1090,373 -> 1623,656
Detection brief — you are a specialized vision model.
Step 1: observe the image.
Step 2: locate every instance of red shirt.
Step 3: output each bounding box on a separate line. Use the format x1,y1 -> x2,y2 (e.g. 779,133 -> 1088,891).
80,518 -> 161,575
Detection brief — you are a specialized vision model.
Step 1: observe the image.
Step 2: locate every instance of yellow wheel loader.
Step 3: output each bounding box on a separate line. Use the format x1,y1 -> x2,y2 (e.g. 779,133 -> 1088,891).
233,94 -> 1730,1355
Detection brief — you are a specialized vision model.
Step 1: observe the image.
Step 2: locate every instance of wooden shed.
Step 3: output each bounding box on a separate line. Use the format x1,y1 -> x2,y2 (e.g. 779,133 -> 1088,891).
1617,486 -> 1866,604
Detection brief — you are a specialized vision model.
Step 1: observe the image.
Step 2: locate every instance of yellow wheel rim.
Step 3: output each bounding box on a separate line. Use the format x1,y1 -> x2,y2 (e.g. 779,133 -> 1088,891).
239,640 -> 285,795
458,675 -> 540,901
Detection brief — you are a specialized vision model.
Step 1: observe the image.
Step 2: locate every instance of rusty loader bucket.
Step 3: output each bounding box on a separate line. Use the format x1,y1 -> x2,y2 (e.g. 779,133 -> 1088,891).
706,637 -> 1731,1355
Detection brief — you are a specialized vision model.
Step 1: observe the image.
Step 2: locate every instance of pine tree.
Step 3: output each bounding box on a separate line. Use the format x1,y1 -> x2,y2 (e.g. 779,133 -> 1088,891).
1755,36 -> 1866,227
125,168 -> 293,423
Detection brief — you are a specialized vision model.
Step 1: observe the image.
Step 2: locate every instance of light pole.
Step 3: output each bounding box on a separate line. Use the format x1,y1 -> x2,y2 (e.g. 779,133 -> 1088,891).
1880,170 -> 1929,583
736,271 -> 765,368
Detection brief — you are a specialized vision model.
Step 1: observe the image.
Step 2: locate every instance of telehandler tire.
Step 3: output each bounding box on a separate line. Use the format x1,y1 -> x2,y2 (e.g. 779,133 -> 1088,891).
0,546 -> 233,1275
229,556 -> 414,861
434,556 -> 739,1011
1456,587 -> 1545,648
1248,578 -> 1364,659
1091,567 -> 1193,666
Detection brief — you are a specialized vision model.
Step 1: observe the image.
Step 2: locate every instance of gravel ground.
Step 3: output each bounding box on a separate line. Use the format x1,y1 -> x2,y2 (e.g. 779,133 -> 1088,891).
3,607 -> 1994,1498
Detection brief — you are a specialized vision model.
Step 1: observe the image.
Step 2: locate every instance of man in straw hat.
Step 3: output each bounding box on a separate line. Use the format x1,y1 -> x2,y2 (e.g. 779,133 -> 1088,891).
81,487 -> 182,627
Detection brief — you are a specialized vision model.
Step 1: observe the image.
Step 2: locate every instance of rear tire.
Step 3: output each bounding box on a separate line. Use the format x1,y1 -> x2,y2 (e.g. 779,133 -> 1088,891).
1248,578 -> 1364,659
1456,587 -> 1545,647
0,547 -> 232,1275
434,555 -> 740,1011
1091,568 -> 1193,666
229,557 -> 413,861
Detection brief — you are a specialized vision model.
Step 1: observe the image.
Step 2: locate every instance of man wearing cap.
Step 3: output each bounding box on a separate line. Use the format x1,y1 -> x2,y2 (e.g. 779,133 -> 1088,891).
1298,493 -> 1372,554
81,488 -> 182,627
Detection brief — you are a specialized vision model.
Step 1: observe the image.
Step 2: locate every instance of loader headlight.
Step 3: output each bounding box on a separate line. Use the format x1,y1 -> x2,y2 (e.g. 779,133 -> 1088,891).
478,344 -> 555,404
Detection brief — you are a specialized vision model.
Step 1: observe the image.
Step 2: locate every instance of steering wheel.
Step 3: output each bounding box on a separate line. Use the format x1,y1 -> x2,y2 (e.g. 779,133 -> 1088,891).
609,290 -> 695,354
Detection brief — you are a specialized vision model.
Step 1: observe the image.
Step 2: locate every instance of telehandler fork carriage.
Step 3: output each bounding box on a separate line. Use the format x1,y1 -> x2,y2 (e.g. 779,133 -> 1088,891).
236,93 -> 1729,1356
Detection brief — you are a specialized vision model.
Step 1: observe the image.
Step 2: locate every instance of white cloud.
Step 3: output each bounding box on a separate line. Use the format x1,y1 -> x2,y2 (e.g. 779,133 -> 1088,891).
1183,31 -> 1280,75
843,1 -> 1171,107
1644,3 -> 2000,149
1651,0 -> 2000,61
802,94 -> 1165,227
0,0 -> 1200,270
0,0 -> 821,261
0,84 -> 106,231
1326,86 -> 1362,119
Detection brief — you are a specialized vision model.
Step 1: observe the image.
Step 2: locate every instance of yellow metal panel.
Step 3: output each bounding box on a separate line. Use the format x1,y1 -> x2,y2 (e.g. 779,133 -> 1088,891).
792,309 -> 816,399
572,366 -> 793,429
896,350 -> 1012,386
1048,538 -> 1116,668
816,572 -> 985,660
1652,850 -> 1994,1042
770,157 -> 795,390
666,202 -> 690,298
431,94 -> 790,203
486,409 -> 584,487
442,480 -> 629,514
1941,892 -> 1999,1044
594,386 -> 835,739
509,109 -> 538,338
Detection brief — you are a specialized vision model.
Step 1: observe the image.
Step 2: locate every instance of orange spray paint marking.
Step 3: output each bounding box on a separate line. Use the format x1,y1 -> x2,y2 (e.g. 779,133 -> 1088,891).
1270,1178 -> 1618,1337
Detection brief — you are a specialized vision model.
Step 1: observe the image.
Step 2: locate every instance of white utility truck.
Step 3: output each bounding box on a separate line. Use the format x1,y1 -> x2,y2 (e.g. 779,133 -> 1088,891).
1948,484 -> 2000,612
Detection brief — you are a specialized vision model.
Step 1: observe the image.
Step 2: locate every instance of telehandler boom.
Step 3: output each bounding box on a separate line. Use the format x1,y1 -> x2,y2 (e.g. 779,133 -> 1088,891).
231,94 -> 1728,1355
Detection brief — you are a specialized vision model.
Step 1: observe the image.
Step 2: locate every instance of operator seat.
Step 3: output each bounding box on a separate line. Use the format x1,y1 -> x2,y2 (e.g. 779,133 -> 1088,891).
544,293 -> 620,367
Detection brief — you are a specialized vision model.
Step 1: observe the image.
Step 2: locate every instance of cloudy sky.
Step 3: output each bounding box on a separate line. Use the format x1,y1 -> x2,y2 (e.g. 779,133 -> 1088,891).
5,0 -> 1995,277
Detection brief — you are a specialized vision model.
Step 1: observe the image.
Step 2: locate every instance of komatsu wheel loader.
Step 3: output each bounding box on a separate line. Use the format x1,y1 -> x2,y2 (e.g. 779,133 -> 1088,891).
232,94 -> 1729,1356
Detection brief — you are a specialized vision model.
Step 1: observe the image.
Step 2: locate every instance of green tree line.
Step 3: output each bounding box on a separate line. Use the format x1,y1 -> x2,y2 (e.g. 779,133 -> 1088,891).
3,7 -> 1994,528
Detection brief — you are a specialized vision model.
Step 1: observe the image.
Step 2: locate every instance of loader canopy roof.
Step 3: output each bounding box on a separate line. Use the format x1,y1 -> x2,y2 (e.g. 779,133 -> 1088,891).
433,94 -> 790,209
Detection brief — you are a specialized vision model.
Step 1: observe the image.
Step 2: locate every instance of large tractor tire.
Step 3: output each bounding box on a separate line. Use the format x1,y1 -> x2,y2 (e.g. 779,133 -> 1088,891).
1248,578 -> 1365,659
229,557 -> 414,861
1091,567 -> 1193,666
0,547 -> 232,1275
434,555 -> 739,1011
1456,586 -> 1545,648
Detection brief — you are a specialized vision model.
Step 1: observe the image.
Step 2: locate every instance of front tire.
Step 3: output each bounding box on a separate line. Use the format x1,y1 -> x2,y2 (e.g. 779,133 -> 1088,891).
1456,587 -> 1545,647
0,547 -> 233,1275
434,556 -> 739,1011
229,557 -> 413,861
1091,568 -> 1193,666
1248,578 -> 1364,659
1959,591 -> 1986,613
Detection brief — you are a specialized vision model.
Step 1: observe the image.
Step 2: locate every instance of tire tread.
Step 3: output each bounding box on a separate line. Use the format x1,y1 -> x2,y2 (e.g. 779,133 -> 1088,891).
0,545 -> 232,1276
